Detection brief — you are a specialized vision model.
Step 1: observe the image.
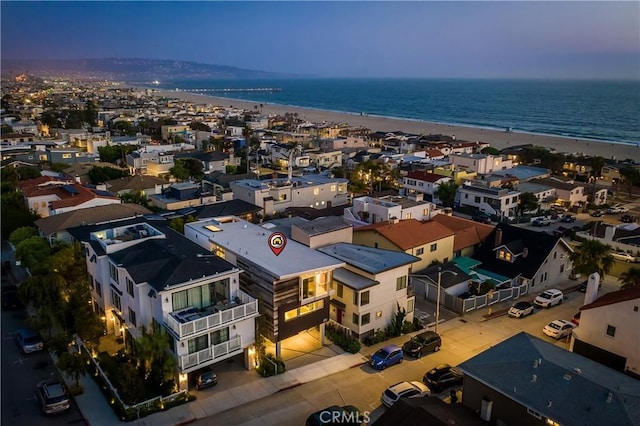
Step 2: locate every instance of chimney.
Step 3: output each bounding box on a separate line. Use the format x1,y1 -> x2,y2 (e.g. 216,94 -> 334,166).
494,228 -> 503,248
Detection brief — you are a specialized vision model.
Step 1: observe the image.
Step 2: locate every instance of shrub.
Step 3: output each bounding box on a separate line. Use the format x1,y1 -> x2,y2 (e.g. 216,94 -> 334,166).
256,353 -> 285,377
325,323 -> 361,353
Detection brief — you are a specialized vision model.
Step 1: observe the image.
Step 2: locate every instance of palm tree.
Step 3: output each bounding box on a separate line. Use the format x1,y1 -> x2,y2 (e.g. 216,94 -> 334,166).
619,267 -> 640,289
434,181 -> 459,208
569,239 -> 614,279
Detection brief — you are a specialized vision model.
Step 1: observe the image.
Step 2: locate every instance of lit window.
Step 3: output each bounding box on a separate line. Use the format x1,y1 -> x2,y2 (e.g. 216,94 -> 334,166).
313,188 -> 320,195
330,185 -> 336,192
62,153 -> 72,159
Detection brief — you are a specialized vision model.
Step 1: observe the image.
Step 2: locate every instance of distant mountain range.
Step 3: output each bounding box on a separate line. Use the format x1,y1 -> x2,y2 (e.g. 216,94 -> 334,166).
1,58 -> 287,81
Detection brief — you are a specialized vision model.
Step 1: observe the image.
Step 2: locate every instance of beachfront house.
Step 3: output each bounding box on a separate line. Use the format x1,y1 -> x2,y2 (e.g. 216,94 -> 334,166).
184,216 -> 345,357
531,178 -> 589,208
457,181 -> 520,219
67,216 -> 259,391
318,243 -> 418,341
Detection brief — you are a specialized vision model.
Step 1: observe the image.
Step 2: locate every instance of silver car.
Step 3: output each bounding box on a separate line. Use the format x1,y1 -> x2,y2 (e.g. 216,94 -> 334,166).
15,328 -> 44,354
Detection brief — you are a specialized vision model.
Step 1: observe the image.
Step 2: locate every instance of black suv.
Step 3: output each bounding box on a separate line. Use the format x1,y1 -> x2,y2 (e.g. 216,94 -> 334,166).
423,364 -> 463,393
402,331 -> 441,358
194,367 -> 217,390
472,213 -> 492,224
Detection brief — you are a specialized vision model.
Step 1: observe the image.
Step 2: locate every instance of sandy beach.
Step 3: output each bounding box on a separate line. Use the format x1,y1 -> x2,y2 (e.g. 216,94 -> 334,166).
154,89 -> 639,161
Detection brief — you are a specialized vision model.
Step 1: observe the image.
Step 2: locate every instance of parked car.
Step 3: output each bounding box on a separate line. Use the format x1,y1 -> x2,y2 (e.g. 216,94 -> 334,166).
14,328 -> 44,354
534,289 -> 564,308
611,252 -> 637,263
35,379 -> 71,415
369,345 -> 403,370
553,226 -> 571,237
194,366 -> 217,390
579,280 -> 601,292
422,364 -> 464,393
543,320 -> 576,339
571,312 -> 581,326
2,285 -> 21,310
305,405 -> 363,426
472,213 -> 492,224
621,214 -> 636,223
590,210 -> 604,217
560,214 -> 576,223
532,218 -> 551,227
606,206 -> 628,214
401,331 -> 441,358
381,381 -> 430,407
508,301 -> 535,318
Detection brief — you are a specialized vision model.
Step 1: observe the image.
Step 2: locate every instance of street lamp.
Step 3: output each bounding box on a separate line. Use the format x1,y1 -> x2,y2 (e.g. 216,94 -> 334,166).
435,267 -> 458,334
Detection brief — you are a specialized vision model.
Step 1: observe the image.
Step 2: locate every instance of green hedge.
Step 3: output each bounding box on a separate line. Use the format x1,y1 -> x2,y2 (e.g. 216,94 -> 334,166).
325,323 -> 361,353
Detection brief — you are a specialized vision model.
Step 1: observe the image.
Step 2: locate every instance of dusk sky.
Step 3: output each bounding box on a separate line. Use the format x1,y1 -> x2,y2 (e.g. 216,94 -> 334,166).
1,1 -> 638,79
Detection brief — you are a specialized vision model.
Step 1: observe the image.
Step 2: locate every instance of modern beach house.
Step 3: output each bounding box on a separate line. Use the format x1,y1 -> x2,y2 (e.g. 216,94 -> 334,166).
184,216 -> 345,357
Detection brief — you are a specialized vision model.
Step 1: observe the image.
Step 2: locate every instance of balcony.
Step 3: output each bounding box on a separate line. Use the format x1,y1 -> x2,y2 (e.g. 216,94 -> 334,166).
180,335 -> 243,371
164,290 -> 258,339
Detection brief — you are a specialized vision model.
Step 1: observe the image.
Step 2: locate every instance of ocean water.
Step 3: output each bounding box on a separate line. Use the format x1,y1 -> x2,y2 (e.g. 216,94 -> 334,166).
149,79 -> 640,145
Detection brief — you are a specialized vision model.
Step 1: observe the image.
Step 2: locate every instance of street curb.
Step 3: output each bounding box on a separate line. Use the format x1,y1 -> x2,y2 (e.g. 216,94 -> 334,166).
173,418 -> 197,426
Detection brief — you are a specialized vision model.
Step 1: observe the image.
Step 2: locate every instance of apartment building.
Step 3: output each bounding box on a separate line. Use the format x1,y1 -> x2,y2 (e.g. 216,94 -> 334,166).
457,182 -> 521,218
68,217 -> 259,391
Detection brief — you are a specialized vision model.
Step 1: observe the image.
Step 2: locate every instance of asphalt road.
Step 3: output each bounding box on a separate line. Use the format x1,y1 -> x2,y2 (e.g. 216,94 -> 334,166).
193,282 -> 600,426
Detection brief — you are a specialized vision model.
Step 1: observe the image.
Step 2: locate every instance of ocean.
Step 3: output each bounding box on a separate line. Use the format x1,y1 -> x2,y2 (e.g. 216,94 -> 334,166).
147,79 -> 640,145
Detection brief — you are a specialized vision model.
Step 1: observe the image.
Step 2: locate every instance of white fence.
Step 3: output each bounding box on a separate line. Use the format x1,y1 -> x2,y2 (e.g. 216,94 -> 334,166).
418,281 -> 529,315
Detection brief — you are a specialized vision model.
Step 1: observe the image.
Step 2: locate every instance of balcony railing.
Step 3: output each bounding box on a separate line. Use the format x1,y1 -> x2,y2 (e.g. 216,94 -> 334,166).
180,335 -> 243,371
163,290 -> 258,339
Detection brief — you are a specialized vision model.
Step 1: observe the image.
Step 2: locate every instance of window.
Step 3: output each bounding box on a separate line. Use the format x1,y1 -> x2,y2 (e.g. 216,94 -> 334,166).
111,289 -> 121,312
560,264 -> 565,273
109,263 -> 119,284
404,213 -> 412,219
606,325 -> 616,337
330,184 -> 336,192
41,201 -> 46,208
407,298 -> 414,313
128,307 -> 137,327
313,188 -> 320,195
361,313 -> 370,325
360,291 -> 370,306
352,313 -> 359,325
430,243 -> 437,252
554,251 -> 557,259
416,247 -> 424,255
353,292 -> 359,306
88,273 -> 95,290
527,408 -> 542,419
396,275 -> 407,291
172,280 -> 223,311
62,153 -> 72,159
284,300 -> 324,321
188,335 -> 208,354
301,272 -> 329,301
475,196 -> 481,203
337,283 -> 343,298
278,194 -> 287,201
126,278 -> 135,297
210,327 -> 229,345
95,281 -> 102,296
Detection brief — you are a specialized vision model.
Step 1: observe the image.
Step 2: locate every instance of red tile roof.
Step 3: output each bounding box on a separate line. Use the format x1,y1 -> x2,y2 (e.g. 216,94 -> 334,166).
429,214 -> 494,252
406,171 -> 449,183
19,176 -> 119,209
580,286 -> 640,311
355,219 -> 455,250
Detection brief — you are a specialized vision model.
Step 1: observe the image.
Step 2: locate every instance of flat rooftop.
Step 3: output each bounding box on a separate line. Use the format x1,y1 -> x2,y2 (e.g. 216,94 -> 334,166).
186,217 -> 345,280
319,242 -> 419,275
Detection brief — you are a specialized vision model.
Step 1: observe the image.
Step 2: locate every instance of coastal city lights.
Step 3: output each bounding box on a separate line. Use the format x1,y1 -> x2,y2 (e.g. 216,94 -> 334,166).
1,1 -> 638,425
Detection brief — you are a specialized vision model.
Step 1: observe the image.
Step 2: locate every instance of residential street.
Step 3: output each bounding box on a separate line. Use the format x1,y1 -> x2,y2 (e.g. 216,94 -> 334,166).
193,279 -> 604,425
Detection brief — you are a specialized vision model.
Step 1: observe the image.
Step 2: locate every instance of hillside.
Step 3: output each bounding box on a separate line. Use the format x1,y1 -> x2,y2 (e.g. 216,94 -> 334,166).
1,58 -> 284,80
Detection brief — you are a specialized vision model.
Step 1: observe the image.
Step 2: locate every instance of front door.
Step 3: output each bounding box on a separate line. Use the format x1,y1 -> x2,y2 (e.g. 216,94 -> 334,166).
337,308 -> 343,324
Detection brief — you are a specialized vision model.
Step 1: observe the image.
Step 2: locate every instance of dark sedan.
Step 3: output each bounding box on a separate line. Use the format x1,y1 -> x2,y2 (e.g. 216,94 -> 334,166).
401,331 -> 441,358
423,364 -> 463,393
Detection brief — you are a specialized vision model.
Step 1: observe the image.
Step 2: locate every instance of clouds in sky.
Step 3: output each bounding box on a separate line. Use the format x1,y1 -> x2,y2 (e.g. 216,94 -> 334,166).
1,1 -> 638,79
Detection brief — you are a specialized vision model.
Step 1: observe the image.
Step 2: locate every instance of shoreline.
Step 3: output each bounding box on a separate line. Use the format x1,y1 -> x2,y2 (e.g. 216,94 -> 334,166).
150,89 -> 640,161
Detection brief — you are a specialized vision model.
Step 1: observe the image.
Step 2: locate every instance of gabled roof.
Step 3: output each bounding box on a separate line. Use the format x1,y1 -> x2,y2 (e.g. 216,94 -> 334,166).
406,171 -> 449,183
458,332 -> 640,426
319,243 -> 419,275
580,286 -> 640,311
355,219 -> 454,250
411,263 -> 472,289
35,204 -> 152,236
105,175 -> 167,193
429,215 -> 494,252
472,223 -> 569,280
